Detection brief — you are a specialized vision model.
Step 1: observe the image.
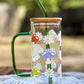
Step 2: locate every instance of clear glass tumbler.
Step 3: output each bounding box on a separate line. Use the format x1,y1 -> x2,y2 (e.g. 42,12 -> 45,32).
12,18 -> 62,84
30,18 -> 62,84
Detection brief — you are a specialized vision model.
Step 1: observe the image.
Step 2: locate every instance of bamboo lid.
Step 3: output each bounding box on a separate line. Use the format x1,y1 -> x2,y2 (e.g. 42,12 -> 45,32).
30,18 -> 62,28
30,18 -> 62,22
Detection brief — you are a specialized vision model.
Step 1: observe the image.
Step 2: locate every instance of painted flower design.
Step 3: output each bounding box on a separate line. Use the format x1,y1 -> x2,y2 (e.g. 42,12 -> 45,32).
56,31 -> 61,41
35,63 -> 42,70
36,32 -> 43,41
45,68 -> 54,77
43,35 -> 54,44
32,52 -> 40,62
34,45 -> 44,53
58,51 -> 62,60
49,29 -> 57,38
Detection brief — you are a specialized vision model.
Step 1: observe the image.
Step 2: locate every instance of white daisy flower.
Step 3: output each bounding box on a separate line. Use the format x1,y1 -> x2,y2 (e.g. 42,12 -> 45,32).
58,51 -> 62,60
43,35 -> 54,44
50,48 -> 56,54
36,32 -> 43,41
35,63 -> 42,70
49,29 -> 57,38
45,68 -> 54,77
34,45 -> 44,53
32,52 -> 40,62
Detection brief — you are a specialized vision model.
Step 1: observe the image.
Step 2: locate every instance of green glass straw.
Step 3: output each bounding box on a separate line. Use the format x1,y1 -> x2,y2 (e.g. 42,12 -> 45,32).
35,0 -> 52,83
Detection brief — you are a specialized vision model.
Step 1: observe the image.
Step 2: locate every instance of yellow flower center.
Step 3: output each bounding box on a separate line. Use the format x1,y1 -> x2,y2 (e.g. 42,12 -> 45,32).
48,71 -> 51,75
47,38 -> 49,41
33,56 -> 35,58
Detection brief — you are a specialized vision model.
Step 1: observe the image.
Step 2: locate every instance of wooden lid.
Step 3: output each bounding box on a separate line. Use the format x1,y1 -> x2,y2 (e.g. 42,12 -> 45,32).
30,18 -> 62,22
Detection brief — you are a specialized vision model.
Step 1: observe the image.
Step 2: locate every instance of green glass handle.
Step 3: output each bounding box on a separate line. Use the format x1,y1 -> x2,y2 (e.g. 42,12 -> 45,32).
12,32 -> 31,77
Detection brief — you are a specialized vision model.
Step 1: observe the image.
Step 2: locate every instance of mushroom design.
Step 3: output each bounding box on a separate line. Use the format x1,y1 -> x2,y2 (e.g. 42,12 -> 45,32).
32,33 -> 39,42
32,66 -> 41,75
41,49 -> 55,58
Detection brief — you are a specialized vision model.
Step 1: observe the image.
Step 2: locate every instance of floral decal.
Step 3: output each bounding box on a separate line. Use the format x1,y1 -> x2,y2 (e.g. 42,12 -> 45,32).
35,63 -> 42,70
36,32 -> 43,41
49,29 -> 57,38
43,35 -> 54,44
45,68 -> 54,77
31,30 -> 61,80
32,52 -> 40,62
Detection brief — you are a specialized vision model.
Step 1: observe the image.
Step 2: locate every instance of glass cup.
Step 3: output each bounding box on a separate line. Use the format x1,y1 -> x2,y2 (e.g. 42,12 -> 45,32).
12,18 -> 62,84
